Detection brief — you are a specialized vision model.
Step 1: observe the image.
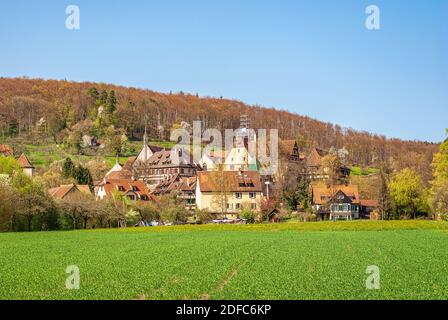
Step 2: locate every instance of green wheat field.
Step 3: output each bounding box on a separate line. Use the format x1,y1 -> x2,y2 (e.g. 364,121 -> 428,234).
1,221 -> 447,300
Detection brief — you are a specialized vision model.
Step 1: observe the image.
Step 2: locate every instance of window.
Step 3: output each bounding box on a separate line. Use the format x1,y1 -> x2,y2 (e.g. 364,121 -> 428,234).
236,203 -> 241,210
251,203 -> 257,210
235,192 -> 242,199
249,192 -> 256,199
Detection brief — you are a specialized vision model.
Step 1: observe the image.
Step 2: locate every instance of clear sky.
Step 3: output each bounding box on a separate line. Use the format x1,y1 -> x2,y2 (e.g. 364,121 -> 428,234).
0,0 -> 447,142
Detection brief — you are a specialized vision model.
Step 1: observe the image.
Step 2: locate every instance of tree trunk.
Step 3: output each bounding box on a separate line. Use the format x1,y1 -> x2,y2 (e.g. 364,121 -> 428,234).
27,216 -> 32,232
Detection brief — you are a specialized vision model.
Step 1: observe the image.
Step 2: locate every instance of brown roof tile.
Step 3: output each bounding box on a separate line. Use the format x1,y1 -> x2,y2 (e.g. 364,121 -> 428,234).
152,174 -> 196,195
101,179 -> 153,200
48,184 -> 92,199
17,153 -> 34,168
0,144 -> 13,157
197,170 -> 262,193
312,185 -> 360,205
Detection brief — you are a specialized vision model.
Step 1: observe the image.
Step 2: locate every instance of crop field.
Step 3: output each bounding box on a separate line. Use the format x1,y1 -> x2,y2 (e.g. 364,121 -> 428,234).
1,221 -> 448,300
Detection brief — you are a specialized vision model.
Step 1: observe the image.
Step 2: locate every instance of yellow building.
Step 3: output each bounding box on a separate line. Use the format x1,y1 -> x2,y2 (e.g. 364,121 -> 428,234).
195,170 -> 263,219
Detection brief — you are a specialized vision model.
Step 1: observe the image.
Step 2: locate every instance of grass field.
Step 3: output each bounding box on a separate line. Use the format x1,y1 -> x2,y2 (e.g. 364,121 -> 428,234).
1,221 -> 448,300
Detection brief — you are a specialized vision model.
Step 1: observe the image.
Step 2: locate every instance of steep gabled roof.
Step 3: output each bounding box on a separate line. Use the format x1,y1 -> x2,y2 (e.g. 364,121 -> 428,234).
307,147 -> 330,167
279,140 -> 296,155
17,153 -> 34,168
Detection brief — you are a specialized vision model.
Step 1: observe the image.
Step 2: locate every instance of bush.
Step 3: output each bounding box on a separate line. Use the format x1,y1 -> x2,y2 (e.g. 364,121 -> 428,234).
240,209 -> 256,224
195,209 -> 213,224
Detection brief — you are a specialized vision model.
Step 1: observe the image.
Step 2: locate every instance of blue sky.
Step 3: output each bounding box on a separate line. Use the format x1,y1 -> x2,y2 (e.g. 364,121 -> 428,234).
0,0 -> 447,142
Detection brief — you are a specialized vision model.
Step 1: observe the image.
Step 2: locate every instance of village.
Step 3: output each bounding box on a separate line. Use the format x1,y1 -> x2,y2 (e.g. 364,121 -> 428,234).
0,114 -> 381,230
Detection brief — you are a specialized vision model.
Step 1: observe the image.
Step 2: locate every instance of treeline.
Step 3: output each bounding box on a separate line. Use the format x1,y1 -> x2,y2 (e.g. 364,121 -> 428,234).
0,77 -> 438,181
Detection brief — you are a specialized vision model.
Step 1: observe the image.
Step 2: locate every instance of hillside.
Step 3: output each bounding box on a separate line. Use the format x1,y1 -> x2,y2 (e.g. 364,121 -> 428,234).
0,77 -> 439,181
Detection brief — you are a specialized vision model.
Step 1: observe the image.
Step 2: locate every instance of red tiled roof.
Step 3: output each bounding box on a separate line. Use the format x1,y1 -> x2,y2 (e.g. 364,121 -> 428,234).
123,157 -> 136,171
0,144 -> 13,157
101,179 -> 153,200
17,153 -> 34,168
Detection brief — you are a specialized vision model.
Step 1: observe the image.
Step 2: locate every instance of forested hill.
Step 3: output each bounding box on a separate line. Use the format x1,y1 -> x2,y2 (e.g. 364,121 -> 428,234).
0,77 -> 439,180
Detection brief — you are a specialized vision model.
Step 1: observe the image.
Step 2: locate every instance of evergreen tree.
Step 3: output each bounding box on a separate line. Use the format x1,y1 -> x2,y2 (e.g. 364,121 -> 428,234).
73,165 -> 93,189
106,90 -> 117,114
282,176 -> 310,211
296,175 -> 310,210
99,90 -> 108,106
62,158 -> 75,179
88,87 -> 99,102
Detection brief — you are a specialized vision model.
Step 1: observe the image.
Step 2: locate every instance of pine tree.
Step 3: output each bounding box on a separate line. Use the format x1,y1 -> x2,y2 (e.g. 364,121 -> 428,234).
73,165 -> 93,190
99,90 -> 108,106
106,90 -> 117,114
62,158 -> 75,179
88,87 -> 99,102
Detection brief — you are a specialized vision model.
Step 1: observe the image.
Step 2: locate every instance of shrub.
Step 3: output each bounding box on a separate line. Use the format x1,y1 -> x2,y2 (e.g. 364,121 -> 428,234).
240,209 -> 256,224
